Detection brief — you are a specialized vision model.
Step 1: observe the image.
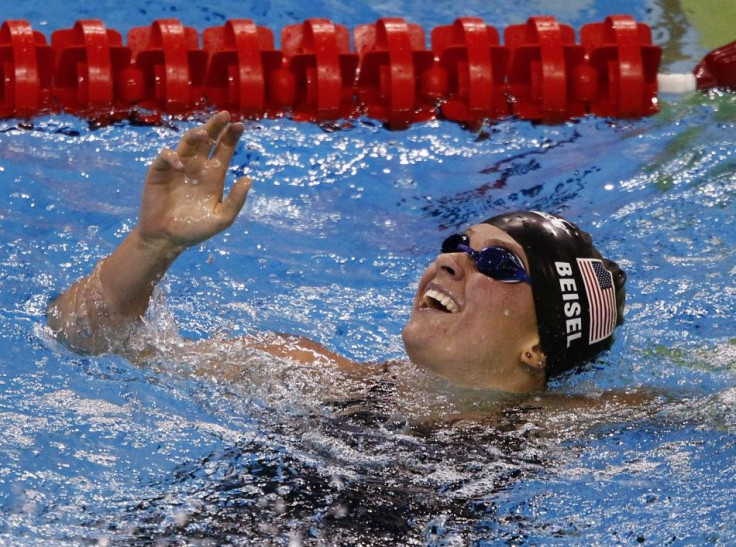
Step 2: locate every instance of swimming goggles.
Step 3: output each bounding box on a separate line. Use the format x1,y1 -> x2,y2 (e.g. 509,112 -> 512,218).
441,234 -> 532,284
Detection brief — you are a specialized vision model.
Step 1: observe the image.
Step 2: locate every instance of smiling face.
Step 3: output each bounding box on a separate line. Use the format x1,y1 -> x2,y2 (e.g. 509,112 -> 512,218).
401,223 -> 546,393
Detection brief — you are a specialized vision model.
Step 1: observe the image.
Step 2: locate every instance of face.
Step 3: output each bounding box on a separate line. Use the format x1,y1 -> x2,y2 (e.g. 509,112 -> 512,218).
402,223 -> 543,393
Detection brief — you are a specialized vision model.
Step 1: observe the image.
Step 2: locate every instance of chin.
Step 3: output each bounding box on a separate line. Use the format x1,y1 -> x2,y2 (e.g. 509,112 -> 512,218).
402,311 -> 437,343
401,321 -> 420,361
402,322 -> 433,368
402,322 -> 451,378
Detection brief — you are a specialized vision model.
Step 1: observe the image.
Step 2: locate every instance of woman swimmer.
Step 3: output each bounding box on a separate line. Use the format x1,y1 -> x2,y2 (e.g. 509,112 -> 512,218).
46,111 -> 626,394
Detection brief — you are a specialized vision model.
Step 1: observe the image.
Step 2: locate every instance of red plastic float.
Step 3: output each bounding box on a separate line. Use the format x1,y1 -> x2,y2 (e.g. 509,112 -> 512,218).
281,19 -> 359,121
432,17 -> 509,124
580,15 -> 660,117
693,38 -> 736,90
0,20 -> 53,118
1,15 -> 732,126
127,19 -> 207,114
202,19 -> 282,117
504,16 -> 587,122
51,20 -> 132,115
354,18 -> 435,129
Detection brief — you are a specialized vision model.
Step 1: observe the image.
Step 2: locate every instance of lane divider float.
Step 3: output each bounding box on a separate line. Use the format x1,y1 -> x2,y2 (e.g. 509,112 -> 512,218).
0,15 -> 733,127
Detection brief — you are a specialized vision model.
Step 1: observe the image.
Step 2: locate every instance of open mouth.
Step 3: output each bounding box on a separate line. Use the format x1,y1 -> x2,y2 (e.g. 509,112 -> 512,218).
422,289 -> 459,313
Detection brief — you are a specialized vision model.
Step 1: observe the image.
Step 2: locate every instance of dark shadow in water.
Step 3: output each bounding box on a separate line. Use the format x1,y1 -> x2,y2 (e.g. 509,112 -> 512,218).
101,402 -> 552,545
650,0 -> 698,68
401,129 -> 601,230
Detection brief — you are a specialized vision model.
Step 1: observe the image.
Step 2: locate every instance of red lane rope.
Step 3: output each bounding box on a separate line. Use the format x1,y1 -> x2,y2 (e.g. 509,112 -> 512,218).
0,15 -> 661,127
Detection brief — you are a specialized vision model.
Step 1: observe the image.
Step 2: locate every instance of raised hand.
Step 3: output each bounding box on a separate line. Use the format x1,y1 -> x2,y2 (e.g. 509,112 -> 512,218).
47,112 -> 253,353
138,111 -> 252,251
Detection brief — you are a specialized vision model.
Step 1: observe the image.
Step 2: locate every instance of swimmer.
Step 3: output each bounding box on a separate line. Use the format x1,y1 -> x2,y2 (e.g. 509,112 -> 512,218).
46,111 -> 626,394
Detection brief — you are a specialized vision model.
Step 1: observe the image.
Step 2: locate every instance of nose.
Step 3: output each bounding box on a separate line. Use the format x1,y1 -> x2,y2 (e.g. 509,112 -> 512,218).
435,252 -> 468,280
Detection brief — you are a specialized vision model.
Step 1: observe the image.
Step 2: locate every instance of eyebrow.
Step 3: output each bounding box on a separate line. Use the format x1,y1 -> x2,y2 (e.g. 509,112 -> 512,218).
463,229 -> 514,249
463,228 -> 529,268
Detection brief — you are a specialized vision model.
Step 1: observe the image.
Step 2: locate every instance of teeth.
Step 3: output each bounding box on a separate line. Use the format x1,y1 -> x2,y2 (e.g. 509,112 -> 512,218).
423,289 -> 459,313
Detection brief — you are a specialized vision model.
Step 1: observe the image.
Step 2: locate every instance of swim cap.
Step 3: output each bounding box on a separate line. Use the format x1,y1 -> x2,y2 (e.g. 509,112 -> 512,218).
484,211 -> 626,377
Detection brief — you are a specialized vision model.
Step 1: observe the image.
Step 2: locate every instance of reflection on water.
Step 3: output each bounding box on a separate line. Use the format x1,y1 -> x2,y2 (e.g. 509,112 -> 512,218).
410,126 -> 587,229
650,0 -> 701,68
70,322 -> 732,544
1,44 -> 735,547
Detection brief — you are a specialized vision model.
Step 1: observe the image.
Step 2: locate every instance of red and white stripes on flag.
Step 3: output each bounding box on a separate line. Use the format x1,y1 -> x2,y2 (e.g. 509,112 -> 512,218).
577,258 -> 617,344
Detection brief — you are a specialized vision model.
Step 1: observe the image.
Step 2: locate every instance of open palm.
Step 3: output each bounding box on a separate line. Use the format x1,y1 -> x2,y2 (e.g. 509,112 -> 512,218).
138,111 -> 251,250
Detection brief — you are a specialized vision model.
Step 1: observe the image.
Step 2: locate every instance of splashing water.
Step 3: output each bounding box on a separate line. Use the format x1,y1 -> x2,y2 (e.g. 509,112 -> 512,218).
0,1 -> 735,544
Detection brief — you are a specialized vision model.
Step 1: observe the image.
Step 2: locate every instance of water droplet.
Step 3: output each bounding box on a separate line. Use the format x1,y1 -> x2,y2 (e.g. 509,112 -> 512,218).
173,510 -> 189,526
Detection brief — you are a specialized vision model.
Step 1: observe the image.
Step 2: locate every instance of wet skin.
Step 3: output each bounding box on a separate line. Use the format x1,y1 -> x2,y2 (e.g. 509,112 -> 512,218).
402,223 -> 546,393
47,112 -> 547,394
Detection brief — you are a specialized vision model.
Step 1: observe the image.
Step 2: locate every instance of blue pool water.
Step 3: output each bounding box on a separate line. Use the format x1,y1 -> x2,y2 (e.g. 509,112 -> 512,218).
1,0 -> 735,544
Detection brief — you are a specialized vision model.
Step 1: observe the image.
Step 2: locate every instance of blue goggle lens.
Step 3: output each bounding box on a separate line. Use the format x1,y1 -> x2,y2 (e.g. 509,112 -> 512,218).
441,234 -> 532,284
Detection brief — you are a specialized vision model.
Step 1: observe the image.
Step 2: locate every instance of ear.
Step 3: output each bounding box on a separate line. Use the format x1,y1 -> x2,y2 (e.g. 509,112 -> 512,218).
520,342 -> 547,372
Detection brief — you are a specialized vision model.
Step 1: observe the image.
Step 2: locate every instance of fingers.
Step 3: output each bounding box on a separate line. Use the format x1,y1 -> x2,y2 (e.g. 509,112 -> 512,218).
174,112 -> 243,188
219,176 -> 252,224
175,111 -> 231,159
204,110 -> 233,143
175,127 -> 209,159
152,111 -> 244,200
201,113 -> 244,196
146,149 -> 184,185
211,121 -> 245,172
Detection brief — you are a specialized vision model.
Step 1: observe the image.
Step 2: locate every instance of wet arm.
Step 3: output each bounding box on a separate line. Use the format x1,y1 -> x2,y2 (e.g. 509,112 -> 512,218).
47,112 -> 250,354
45,228 -> 184,354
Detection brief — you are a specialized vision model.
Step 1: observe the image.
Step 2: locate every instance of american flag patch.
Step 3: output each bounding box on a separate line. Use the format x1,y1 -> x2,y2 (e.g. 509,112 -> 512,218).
577,258 -> 617,344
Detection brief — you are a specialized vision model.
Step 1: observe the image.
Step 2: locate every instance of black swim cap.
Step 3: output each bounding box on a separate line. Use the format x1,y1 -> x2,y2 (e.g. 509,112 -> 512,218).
485,211 -> 626,377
